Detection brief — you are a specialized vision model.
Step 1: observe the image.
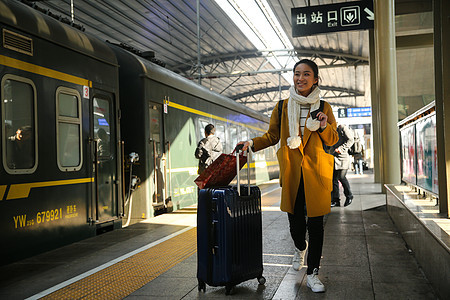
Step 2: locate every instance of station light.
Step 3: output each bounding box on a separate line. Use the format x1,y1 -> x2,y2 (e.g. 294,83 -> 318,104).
214,0 -> 295,82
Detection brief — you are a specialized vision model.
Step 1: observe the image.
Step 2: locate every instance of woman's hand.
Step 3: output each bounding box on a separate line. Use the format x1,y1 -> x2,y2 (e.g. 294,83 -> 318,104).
316,112 -> 328,128
236,141 -> 251,152
15,129 -> 23,141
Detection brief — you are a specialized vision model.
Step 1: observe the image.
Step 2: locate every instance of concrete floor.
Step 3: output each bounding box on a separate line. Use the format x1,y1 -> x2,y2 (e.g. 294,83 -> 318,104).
125,171 -> 438,299
0,171 -> 439,299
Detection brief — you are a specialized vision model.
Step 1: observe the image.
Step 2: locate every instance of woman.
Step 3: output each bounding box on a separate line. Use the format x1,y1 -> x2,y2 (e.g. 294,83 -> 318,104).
237,59 -> 338,293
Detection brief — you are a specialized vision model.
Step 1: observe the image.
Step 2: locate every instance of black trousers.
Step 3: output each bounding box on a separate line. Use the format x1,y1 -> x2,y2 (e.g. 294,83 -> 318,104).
332,168 -> 352,202
287,175 -> 324,275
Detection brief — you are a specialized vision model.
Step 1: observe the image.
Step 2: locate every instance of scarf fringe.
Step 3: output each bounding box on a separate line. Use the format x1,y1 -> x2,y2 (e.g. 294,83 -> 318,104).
287,136 -> 301,149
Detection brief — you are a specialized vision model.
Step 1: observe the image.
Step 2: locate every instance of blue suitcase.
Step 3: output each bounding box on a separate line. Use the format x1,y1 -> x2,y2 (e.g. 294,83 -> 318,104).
197,149 -> 265,295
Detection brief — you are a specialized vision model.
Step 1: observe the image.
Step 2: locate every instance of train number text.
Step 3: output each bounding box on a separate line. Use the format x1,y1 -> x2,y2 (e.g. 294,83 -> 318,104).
37,208 -> 63,224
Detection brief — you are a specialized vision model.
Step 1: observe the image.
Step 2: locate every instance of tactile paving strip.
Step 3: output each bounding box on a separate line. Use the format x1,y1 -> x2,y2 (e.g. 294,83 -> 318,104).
41,227 -> 197,300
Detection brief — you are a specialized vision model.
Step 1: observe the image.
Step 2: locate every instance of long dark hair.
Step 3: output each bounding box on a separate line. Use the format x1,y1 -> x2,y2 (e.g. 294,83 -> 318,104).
293,59 -> 319,86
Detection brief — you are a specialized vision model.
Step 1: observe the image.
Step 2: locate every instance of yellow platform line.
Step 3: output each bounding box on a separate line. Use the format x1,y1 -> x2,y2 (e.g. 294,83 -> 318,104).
41,227 -> 197,300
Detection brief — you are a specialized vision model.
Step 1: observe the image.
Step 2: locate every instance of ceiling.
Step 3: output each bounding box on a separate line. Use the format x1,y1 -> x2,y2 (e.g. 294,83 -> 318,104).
28,0 -> 428,116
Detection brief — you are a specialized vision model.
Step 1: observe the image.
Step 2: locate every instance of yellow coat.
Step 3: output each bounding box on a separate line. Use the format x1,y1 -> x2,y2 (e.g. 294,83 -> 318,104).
252,99 -> 338,217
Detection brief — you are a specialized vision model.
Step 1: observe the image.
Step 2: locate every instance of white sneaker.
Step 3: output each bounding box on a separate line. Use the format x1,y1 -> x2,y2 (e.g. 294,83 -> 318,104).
292,242 -> 307,271
306,268 -> 325,292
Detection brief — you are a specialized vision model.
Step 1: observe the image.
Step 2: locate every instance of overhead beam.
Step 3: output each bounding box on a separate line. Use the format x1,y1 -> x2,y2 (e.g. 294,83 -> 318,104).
187,64 -> 367,79
395,0 -> 432,15
193,48 -> 368,68
176,48 -> 369,77
231,85 -> 364,101
396,33 -> 433,49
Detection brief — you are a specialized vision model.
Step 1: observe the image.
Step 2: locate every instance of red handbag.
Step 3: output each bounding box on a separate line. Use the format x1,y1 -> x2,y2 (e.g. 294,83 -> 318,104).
194,150 -> 247,189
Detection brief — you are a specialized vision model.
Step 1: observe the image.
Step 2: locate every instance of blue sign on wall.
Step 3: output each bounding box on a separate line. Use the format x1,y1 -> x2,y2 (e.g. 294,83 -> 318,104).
347,107 -> 372,117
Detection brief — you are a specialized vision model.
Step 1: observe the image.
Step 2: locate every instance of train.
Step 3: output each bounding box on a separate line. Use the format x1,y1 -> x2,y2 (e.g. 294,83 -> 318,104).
0,0 -> 278,265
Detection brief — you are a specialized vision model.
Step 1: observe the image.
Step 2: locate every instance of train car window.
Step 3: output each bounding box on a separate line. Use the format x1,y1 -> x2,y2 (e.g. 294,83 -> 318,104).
56,87 -> 82,171
229,126 -> 237,153
1,75 -> 37,174
268,146 -> 275,159
94,98 -> 112,158
198,119 -> 209,140
216,123 -> 225,144
59,93 -> 78,118
240,129 -> 248,142
264,148 -> 270,161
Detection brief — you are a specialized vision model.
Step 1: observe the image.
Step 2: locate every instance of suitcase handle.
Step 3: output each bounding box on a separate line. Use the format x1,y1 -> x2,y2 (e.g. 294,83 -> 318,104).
236,146 -> 251,196
235,144 -> 244,151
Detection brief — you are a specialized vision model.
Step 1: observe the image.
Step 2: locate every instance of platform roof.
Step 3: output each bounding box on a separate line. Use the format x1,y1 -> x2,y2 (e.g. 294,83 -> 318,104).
32,0 -> 431,116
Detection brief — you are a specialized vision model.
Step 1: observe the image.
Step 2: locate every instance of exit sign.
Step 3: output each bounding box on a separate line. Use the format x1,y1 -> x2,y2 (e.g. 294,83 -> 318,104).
292,0 -> 374,37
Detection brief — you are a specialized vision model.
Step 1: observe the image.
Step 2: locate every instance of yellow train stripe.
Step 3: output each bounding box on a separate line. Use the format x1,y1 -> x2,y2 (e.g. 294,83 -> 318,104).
242,160 -> 278,169
41,227 -> 197,300
169,101 -> 266,132
7,178 -> 94,200
0,55 -> 267,132
169,160 -> 278,174
170,166 -> 198,174
0,185 -> 6,200
0,54 -> 92,87
257,160 -> 279,167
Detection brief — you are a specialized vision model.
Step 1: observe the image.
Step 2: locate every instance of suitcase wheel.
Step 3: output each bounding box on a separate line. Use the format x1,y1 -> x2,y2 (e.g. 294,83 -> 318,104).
258,276 -> 266,285
225,284 -> 234,295
198,279 -> 206,292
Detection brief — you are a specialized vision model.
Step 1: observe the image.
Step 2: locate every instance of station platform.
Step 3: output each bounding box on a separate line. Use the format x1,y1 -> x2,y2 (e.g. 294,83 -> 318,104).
0,171 -> 438,299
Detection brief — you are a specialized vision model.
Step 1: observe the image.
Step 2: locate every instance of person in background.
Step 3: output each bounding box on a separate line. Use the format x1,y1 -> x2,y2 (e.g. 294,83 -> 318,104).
330,124 -> 354,207
195,124 -> 223,174
352,131 -> 365,175
237,59 -> 338,293
97,128 -> 110,157
7,125 -> 34,169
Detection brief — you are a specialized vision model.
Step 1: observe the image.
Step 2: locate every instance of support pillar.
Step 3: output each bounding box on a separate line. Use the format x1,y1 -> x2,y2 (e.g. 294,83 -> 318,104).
374,0 -> 401,189
434,0 -> 450,216
196,0 -> 202,85
369,29 -> 382,183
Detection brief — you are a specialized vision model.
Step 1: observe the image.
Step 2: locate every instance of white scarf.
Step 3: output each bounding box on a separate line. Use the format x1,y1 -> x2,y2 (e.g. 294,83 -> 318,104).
287,86 -> 321,149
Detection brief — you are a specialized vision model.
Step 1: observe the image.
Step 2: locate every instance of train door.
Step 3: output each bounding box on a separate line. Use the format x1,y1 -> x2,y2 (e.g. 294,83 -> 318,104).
149,103 -> 166,213
92,94 -> 118,222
